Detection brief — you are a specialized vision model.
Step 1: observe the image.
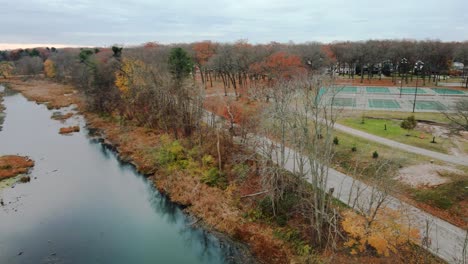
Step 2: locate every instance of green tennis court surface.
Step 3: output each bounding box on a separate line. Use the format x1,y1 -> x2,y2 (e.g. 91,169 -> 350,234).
366,87 -> 390,93
431,88 -> 465,95
332,98 -> 356,107
368,99 -> 401,109
411,100 -> 446,110
399,88 -> 426,94
339,87 -> 358,93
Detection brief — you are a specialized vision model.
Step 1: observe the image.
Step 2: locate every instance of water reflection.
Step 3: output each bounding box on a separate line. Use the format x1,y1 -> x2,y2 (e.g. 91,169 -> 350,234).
0,90 -> 253,264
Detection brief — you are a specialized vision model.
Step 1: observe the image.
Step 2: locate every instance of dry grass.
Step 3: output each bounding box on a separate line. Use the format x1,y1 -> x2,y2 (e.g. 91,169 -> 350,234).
6,79 -> 80,109
0,155 -> 34,180
59,126 -> 80,134
85,111 -> 295,263
51,112 -> 74,121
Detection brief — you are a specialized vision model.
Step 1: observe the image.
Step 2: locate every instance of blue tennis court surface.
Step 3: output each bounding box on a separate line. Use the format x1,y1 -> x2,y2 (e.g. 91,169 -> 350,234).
369,99 -> 401,109
339,87 -> 358,93
411,100 -> 446,110
431,88 -> 465,95
332,98 -> 356,107
366,87 -> 390,94
399,88 -> 426,94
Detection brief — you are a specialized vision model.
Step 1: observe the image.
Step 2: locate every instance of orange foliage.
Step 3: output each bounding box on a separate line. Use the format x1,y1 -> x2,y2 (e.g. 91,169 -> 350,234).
143,42 -> 159,49
193,41 -> 217,66
250,51 -> 306,79
342,209 -> 420,257
321,44 -> 336,62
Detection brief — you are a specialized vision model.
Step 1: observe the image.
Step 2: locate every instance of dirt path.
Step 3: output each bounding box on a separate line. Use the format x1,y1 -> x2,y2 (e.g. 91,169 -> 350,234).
333,122 -> 468,166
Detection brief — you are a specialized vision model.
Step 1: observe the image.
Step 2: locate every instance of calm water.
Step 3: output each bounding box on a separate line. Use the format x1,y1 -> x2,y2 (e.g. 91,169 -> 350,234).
0,89 -> 250,264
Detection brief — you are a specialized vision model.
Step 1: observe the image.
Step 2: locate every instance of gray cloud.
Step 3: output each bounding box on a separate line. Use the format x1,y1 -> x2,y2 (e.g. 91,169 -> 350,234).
1,0 -> 467,47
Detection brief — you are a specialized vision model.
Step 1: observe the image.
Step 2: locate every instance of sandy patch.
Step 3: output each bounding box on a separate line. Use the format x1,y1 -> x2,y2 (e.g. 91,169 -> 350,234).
395,163 -> 463,188
417,123 -> 450,139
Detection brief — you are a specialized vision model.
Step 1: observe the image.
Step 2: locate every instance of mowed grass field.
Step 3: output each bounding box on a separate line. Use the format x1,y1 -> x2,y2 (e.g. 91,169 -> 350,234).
338,117 -> 456,154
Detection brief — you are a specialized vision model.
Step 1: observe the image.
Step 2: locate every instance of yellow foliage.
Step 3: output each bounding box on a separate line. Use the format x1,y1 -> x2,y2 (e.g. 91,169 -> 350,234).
115,58 -> 147,94
341,209 -> 420,257
0,62 -> 13,78
43,59 -> 56,78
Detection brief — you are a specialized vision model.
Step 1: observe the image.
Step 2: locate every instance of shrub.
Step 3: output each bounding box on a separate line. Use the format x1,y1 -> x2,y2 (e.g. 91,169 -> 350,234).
157,140 -> 185,166
342,209 -> 420,256
201,167 -> 226,188
400,115 -> 417,131
232,163 -> 249,181
351,146 -> 357,152
259,192 -> 299,226
413,180 -> 467,210
201,154 -> 215,167
372,151 -> 379,159
333,136 -> 339,145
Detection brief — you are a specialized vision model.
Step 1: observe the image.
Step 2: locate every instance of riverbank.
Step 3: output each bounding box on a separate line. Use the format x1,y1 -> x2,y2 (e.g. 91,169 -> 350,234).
4,79 -> 291,263
5,79 -> 445,264
0,85 -> 5,131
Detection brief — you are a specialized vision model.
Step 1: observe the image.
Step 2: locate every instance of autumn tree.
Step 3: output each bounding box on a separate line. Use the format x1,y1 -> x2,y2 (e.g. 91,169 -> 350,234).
192,41 -> 217,87
342,208 -> 420,256
0,62 -> 13,78
251,51 -> 305,81
43,59 -> 56,78
14,56 -> 43,76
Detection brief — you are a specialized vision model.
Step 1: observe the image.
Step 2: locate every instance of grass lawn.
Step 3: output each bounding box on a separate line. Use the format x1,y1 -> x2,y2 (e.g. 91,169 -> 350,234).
413,179 -> 468,210
340,109 -> 451,124
331,129 -> 428,177
337,117 -> 456,154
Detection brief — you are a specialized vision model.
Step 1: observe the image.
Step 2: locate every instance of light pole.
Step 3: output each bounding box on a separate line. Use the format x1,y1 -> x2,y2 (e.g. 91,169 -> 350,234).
399,58 -> 408,98
412,60 -> 424,113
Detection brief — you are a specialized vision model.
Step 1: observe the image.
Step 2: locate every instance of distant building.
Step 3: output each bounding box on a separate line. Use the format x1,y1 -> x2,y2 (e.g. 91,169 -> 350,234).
452,62 -> 464,70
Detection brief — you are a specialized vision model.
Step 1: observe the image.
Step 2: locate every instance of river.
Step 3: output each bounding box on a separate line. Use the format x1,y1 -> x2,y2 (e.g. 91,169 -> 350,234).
0,88 -> 250,264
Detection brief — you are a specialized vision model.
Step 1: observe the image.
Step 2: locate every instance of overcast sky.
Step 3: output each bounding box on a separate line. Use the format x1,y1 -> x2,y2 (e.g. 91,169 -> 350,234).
1,0 -> 467,49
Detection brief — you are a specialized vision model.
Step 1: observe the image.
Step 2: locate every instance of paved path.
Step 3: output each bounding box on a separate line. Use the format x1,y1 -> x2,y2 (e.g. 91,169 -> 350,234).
202,110 -> 467,263
255,135 -> 467,264
333,122 -> 468,166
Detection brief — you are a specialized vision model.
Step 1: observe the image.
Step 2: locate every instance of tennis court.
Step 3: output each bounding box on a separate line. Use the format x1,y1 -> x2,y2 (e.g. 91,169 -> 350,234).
366,87 -> 390,94
339,87 -> 358,93
368,99 -> 401,109
431,88 -> 465,95
332,98 -> 356,107
399,88 -> 426,94
411,100 -> 446,110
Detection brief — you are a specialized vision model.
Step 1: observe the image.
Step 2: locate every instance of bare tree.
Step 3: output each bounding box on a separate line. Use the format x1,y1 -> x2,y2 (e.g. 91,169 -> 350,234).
14,56 -> 43,76
443,98 -> 468,131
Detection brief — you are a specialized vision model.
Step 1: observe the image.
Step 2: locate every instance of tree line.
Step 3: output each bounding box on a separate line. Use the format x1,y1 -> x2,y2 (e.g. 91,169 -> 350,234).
2,40 -> 468,88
